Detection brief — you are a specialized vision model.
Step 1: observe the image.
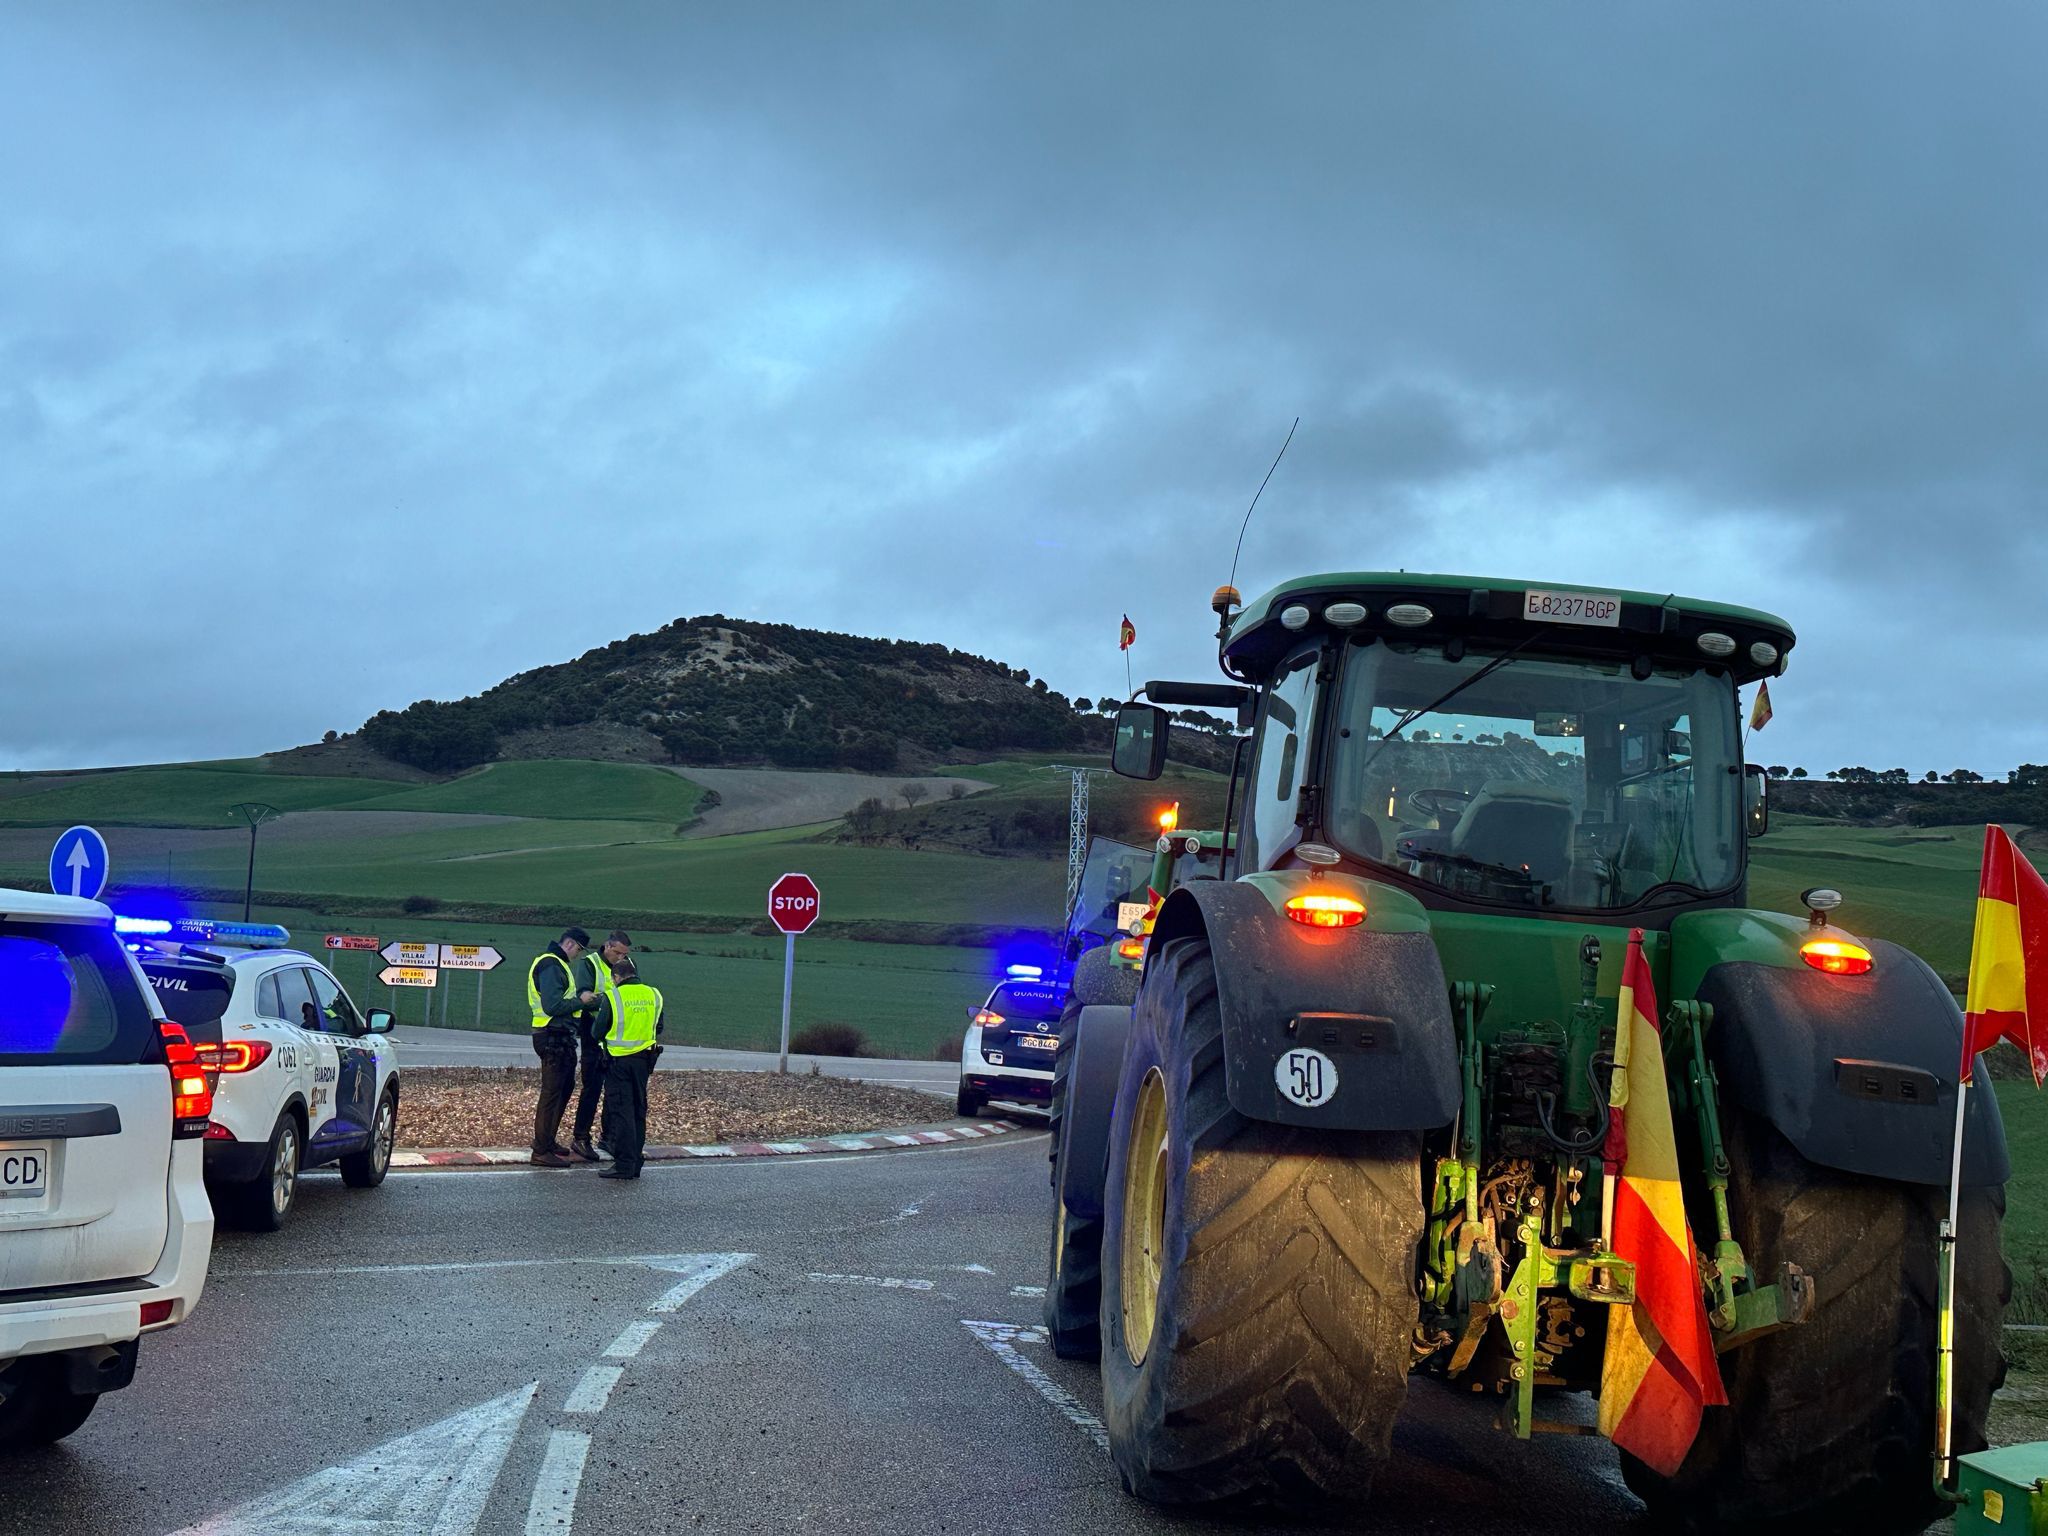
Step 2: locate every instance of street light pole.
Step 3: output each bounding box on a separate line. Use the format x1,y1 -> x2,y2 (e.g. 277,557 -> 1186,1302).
228,803 -> 281,921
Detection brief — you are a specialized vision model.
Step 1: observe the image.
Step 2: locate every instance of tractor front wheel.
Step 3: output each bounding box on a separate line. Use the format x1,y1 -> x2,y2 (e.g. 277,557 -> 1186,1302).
1098,936 -> 1422,1506
1620,1107 -> 2009,1534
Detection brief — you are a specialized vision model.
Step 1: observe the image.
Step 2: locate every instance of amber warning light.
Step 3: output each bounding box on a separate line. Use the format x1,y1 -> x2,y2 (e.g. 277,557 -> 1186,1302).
1800,938 -> 1873,976
1285,893 -> 1366,929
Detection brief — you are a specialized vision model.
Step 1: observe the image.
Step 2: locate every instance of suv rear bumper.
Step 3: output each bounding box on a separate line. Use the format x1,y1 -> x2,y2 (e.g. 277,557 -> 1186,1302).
0,1141 -> 212,1372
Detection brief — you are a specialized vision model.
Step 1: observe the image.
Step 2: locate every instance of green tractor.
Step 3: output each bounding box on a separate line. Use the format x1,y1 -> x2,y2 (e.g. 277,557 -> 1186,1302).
1044,571 -> 2010,1532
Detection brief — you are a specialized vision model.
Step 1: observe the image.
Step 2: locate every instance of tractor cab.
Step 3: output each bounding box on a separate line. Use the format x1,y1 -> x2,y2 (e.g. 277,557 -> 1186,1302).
1114,571 -> 1789,921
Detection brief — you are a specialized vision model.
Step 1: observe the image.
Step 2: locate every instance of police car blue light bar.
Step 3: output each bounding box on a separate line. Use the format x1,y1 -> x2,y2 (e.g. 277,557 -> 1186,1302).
1005,964 -> 1043,979
114,915 -> 290,947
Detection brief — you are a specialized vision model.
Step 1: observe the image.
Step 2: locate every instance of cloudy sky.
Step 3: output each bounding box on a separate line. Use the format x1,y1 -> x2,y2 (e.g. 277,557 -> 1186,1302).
3,4 -> 2043,775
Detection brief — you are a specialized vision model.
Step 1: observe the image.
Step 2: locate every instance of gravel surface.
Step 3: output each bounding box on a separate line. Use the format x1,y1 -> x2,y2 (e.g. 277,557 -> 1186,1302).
396,1065 -> 952,1147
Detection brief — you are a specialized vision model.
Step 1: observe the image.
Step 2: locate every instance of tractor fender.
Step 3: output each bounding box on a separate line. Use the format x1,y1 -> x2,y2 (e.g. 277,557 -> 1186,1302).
1695,939 -> 2008,1187
1149,882 -> 1460,1132
1067,941 -> 1140,1010
1058,1004 -> 1133,1221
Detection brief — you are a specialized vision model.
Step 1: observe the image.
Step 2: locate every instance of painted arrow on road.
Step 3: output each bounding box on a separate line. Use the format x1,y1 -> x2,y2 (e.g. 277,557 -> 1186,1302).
167,1381 -> 537,1536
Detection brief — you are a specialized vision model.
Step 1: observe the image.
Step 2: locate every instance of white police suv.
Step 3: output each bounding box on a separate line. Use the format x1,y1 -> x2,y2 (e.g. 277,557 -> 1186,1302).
0,889 -> 214,1451
124,917 -> 400,1231
956,969 -> 1067,1116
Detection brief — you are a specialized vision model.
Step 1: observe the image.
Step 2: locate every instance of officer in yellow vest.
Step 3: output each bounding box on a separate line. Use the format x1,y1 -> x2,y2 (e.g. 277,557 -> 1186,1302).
595,958 -> 663,1181
528,927 -> 598,1167
568,930 -> 628,1162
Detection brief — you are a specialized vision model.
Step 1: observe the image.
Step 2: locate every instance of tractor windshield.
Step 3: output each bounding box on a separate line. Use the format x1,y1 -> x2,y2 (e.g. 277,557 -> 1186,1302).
1325,642 -> 1742,910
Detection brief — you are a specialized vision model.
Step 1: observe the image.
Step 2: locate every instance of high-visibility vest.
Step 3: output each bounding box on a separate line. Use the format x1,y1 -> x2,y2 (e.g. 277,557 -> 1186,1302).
606,982 -> 663,1056
528,953 -> 577,1030
583,954 -> 620,1028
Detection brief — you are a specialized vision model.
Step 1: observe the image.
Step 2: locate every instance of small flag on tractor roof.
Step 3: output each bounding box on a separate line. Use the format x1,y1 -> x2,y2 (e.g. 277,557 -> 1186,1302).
1119,614 -> 1136,651
1962,824 -> 2048,1087
1748,679 -> 1773,732
1598,929 -> 1727,1474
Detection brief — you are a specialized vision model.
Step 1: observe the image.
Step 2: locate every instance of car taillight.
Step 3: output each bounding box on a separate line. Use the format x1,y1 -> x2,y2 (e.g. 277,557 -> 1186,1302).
204,1122 -> 234,1140
195,1040 -> 273,1073
159,1022 -> 213,1138
1284,893 -> 1367,929
1800,938 -> 1873,976
139,1300 -> 174,1328
972,1009 -> 1005,1028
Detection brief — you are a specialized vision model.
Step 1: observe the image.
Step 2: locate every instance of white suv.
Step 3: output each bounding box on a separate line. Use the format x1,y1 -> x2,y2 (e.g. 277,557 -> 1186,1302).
0,890 -> 214,1451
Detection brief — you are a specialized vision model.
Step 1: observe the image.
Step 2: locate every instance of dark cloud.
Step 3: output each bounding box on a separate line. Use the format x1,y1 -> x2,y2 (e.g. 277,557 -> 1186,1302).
2,3 -> 2043,775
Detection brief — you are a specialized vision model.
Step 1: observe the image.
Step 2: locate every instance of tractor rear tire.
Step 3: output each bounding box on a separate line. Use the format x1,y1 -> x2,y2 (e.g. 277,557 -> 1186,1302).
1046,995 -> 1128,1361
1620,1107 -> 2009,1535
1098,936 -> 1422,1506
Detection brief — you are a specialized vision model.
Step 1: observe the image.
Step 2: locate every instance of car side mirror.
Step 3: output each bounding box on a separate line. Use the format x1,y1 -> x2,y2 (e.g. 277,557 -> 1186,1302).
1111,703 -> 1169,780
1744,764 -> 1769,837
365,1008 -> 395,1034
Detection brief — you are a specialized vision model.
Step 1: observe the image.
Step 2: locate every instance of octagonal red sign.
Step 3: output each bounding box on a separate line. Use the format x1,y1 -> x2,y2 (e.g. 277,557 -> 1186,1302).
768,871 -> 821,934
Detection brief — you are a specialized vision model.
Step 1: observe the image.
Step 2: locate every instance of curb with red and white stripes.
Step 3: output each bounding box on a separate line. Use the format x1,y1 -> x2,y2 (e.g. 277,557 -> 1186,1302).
387,1117 -> 1027,1169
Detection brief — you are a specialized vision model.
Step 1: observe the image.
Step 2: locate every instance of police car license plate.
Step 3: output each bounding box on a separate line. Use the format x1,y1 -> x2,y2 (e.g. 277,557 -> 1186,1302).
1018,1034 -> 1058,1052
0,1143 -> 51,1206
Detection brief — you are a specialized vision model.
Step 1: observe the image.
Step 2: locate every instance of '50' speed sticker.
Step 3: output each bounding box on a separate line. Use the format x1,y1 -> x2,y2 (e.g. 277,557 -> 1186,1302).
1275,1047 -> 1338,1108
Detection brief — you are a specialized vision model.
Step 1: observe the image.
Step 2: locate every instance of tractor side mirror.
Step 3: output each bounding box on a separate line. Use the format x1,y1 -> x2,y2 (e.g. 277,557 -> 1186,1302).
1111,703 -> 1169,780
1744,764 -> 1769,837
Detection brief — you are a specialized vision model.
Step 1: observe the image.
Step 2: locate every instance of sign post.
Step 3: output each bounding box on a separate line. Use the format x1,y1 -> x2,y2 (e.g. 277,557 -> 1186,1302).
768,872 -> 822,1073
438,945 -> 504,1031
381,942 -> 440,1025
49,826 -> 110,902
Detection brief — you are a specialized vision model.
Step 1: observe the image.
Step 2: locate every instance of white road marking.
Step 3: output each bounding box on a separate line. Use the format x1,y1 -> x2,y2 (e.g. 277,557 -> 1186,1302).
962,1320 -> 1110,1453
564,1364 -> 624,1415
806,1272 -> 936,1291
525,1429 -> 591,1535
226,1252 -> 743,1282
2007,1323 -> 2048,1333
947,1263 -> 996,1274
382,1131 -> 1045,1180
603,1320 -> 663,1359
167,1381 -> 536,1535
1997,1385 -> 2048,1402
1010,1284 -> 1047,1298
649,1251 -> 754,1311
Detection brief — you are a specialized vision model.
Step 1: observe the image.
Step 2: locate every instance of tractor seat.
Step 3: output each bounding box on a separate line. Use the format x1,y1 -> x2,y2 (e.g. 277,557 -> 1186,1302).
1450,781 -> 1575,885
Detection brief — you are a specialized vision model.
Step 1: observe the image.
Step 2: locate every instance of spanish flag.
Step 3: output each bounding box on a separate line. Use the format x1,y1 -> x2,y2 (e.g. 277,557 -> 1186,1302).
1119,614 -> 1136,652
1748,679 -> 1773,732
1962,824 -> 2048,1088
1598,930 -> 1727,1474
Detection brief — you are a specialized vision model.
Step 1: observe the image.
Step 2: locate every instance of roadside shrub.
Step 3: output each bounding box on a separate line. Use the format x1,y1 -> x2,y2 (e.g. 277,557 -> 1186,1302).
788,1022 -> 872,1058
931,1029 -> 967,1062
402,894 -> 440,914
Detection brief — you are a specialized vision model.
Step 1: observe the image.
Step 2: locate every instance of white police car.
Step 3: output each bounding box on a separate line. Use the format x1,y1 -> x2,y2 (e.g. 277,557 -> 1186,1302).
123,917 -> 399,1231
956,970 -> 1067,1116
0,890 -> 215,1450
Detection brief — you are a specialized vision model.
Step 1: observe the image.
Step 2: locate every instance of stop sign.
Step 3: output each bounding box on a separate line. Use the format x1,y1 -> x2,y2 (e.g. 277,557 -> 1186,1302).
768,871 -> 821,935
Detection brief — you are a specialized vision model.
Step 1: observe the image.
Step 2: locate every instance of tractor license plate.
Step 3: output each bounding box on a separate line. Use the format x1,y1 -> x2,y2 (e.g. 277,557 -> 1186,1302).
1523,589 -> 1622,627
0,1142 -> 51,1207
1018,1035 -> 1059,1052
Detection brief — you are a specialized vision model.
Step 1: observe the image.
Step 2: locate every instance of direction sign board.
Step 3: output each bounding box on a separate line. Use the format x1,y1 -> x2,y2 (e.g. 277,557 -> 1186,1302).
49,826 -> 110,902
379,966 -> 438,988
768,872 -> 821,935
381,941 -> 437,968
438,945 -> 503,971
326,934 -> 381,952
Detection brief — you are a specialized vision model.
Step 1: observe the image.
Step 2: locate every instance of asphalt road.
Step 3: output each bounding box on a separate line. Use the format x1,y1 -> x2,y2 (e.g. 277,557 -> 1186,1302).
4,1127 -> 1669,1536
393,1023 -> 960,1095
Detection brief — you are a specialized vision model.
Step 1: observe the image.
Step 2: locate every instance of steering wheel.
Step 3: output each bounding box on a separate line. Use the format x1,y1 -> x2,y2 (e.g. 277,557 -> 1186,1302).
1404,787 -> 1474,826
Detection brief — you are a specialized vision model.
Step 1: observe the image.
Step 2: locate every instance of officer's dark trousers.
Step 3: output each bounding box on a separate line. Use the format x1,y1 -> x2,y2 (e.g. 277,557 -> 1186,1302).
600,1050 -> 655,1176
572,1037 -> 609,1145
531,1031 -> 577,1154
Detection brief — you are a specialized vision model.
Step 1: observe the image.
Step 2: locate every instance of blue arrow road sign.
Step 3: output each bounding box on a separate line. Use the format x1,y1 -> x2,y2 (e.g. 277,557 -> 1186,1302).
49,825 -> 110,902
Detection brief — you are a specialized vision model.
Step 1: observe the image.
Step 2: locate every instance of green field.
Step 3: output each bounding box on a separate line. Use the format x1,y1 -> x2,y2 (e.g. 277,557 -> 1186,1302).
0,758 -> 705,829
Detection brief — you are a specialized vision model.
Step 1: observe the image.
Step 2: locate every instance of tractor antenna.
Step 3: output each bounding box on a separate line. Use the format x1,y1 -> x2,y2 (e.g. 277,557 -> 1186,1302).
1224,417 -> 1298,601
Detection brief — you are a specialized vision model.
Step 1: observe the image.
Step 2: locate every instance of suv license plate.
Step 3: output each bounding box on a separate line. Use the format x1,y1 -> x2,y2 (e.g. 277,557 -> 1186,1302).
0,1142 -> 51,1206
1018,1035 -> 1058,1052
